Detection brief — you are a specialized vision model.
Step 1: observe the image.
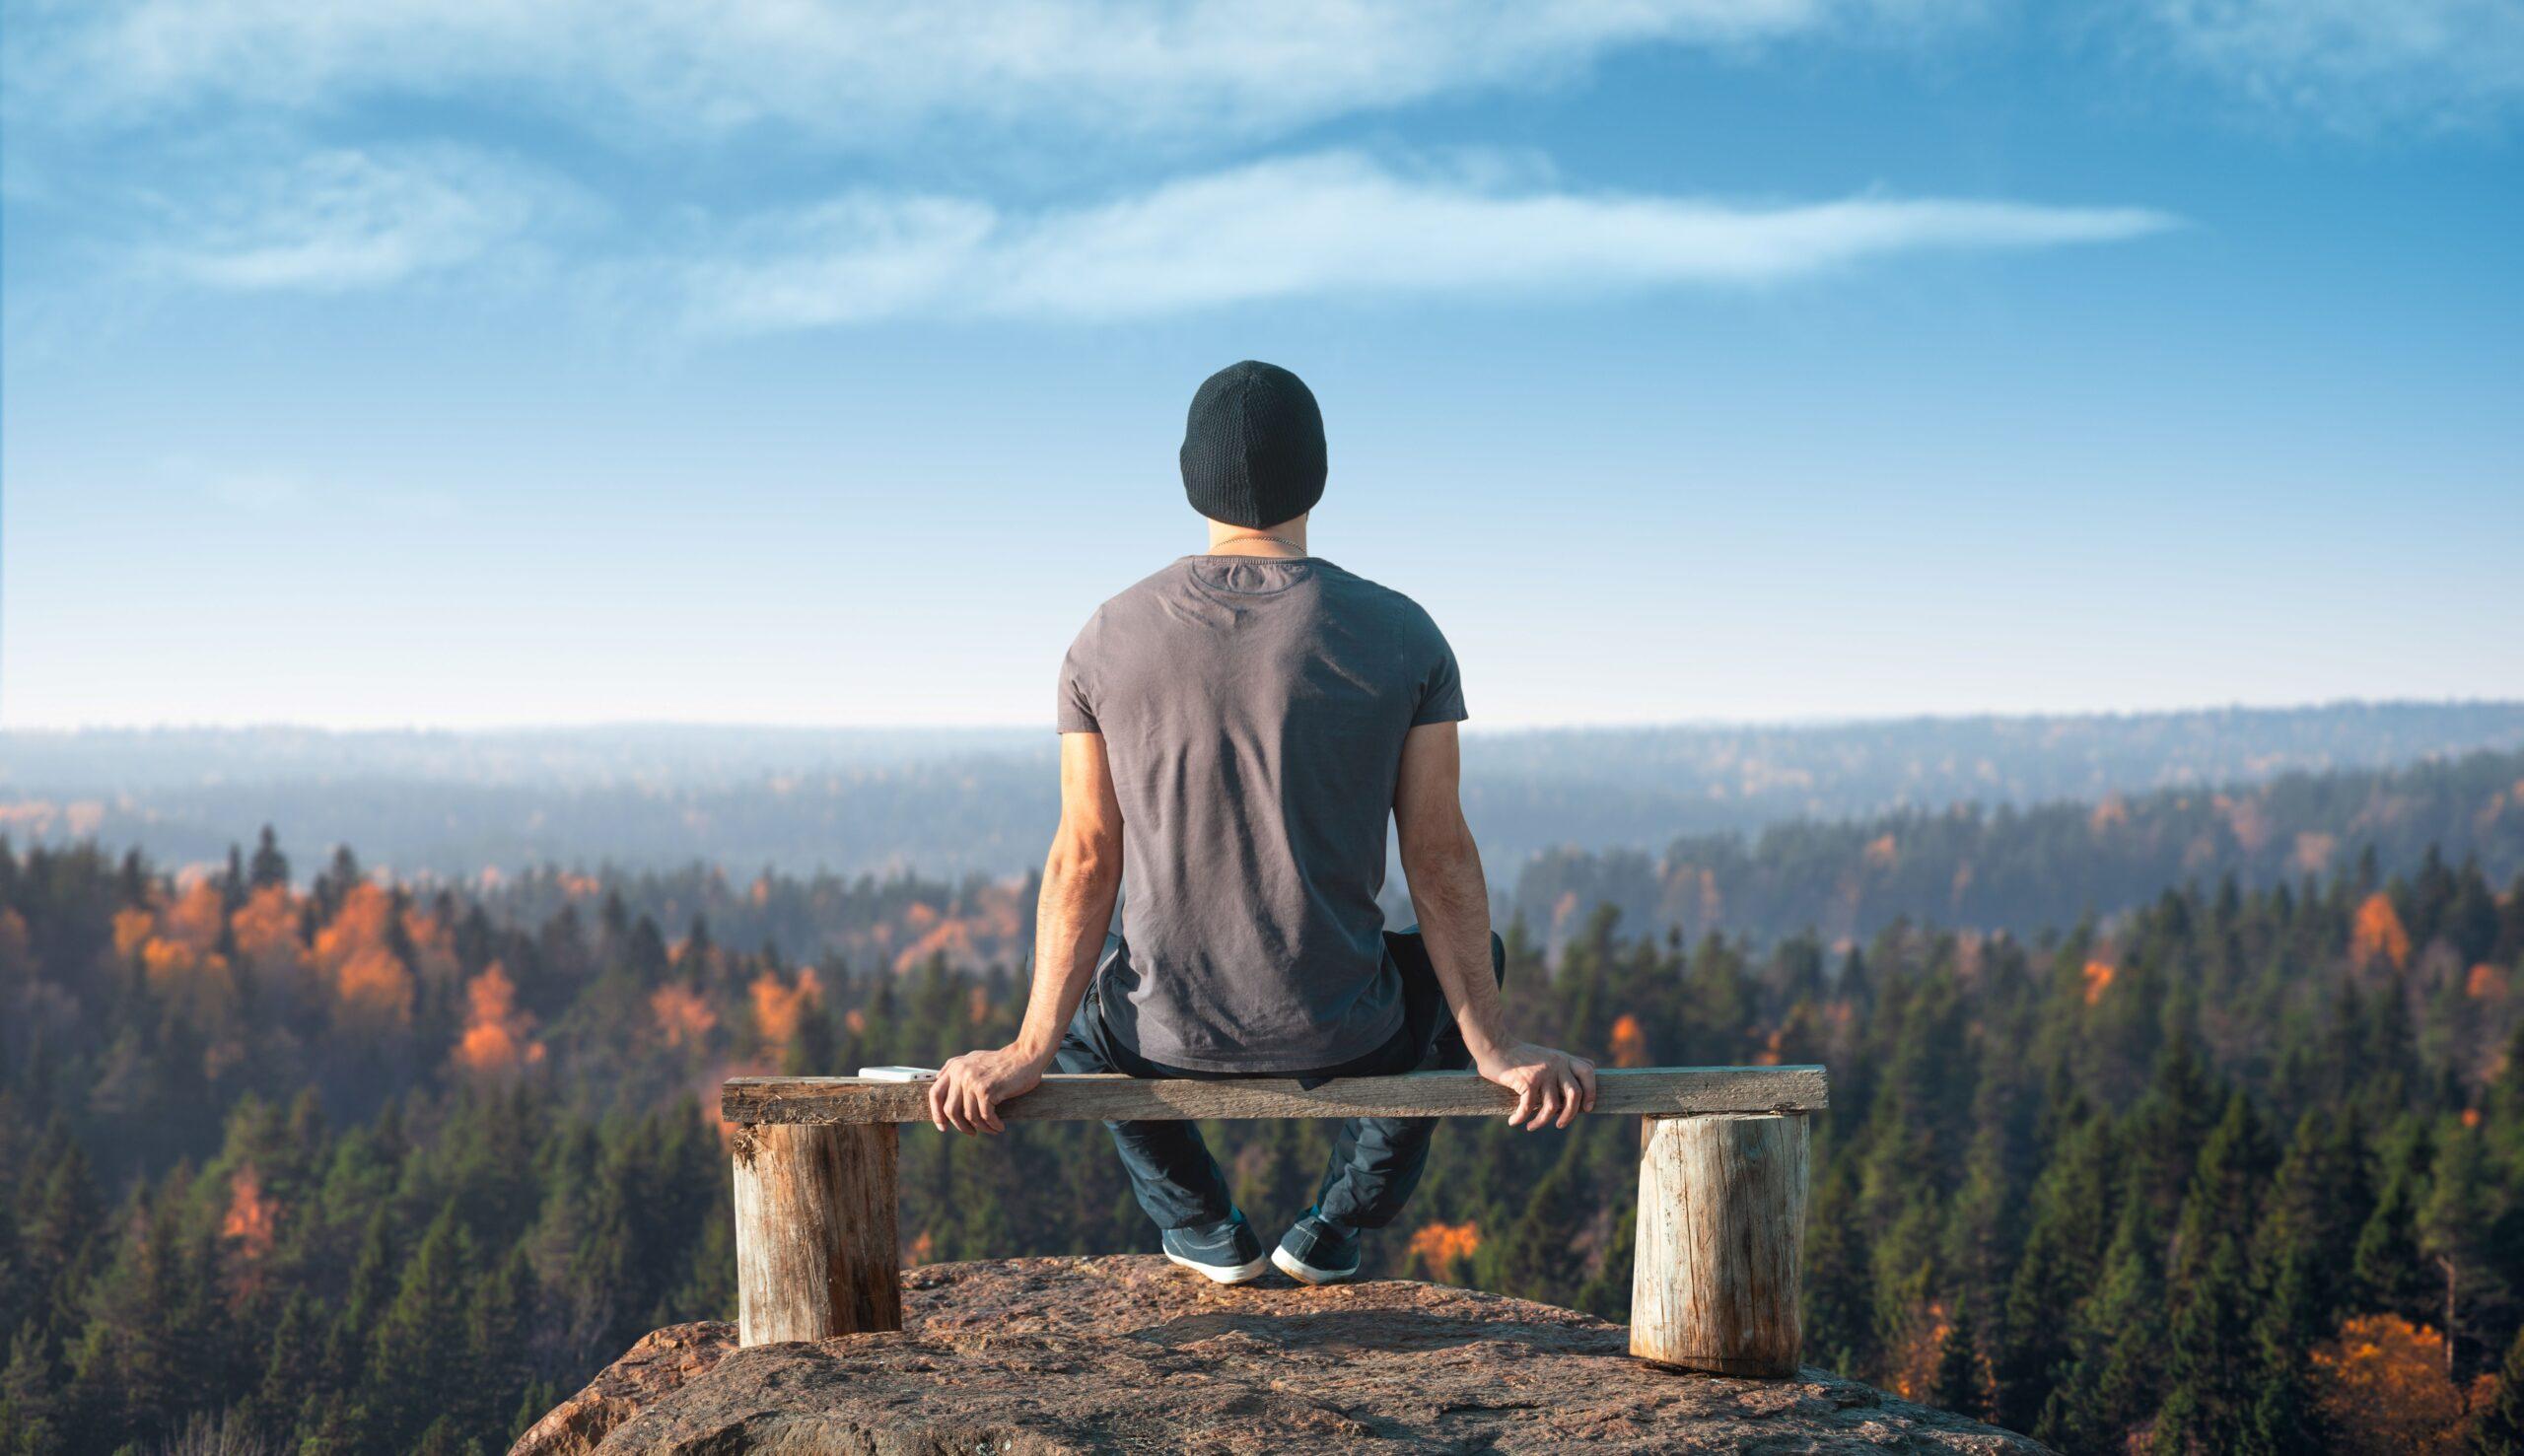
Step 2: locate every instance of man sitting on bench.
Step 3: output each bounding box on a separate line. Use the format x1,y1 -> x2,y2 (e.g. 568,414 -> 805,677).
929,361 -> 1596,1286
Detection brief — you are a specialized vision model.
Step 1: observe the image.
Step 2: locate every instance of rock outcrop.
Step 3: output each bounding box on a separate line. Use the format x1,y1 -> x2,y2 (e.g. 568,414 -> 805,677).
513,1256 -> 2050,1454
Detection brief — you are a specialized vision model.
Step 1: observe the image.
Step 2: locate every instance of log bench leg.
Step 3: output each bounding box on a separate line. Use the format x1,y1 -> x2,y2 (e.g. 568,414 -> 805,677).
1629,1112 -> 1809,1377
732,1123 -> 901,1345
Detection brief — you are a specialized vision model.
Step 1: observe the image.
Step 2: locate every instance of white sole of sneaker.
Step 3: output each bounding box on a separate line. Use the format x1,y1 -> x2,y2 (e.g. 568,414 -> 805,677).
1165,1248 -> 1271,1284
1271,1245 -> 1357,1285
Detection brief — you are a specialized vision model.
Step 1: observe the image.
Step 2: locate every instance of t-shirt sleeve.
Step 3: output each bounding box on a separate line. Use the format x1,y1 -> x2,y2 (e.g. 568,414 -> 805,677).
1412,629 -> 1468,727
1055,636 -> 1099,733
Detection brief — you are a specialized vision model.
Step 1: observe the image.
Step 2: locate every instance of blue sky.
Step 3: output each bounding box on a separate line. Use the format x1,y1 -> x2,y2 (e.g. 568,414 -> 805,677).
3,1 -> 2518,730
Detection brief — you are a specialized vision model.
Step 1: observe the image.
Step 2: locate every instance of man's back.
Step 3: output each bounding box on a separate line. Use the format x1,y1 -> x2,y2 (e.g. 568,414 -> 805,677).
928,361 -> 1594,1283
1057,553 -> 1465,1072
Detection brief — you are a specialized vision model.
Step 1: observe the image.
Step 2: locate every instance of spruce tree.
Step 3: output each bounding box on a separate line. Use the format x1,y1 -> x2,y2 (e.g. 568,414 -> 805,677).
362,1205 -> 475,1450
2354,1118 -> 2440,1323
1930,1294 -> 1986,1421
2239,1223 -> 2329,1454
2419,1116 -> 2500,1378
1,1322 -> 63,1456
2152,1233 -> 2256,1454
1996,1115 -> 2117,1432
2254,1107 -> 2371,1337
1478,1140 -> 1591,1306
2472,1321 -> 2524,1455
2036,1192 -> 2166,1455
247,826 -> 290,891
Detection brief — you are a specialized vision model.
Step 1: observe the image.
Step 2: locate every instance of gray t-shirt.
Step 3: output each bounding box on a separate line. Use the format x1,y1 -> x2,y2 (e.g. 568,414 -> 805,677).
1057,555 -> 1467,1072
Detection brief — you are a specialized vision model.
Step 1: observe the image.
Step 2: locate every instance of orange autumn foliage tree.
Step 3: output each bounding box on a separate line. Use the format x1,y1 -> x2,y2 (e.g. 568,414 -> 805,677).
651,983 -> 718,1049
2309,1314 -> 2487,1456
163,878 -> 227,953
1880,1298 -> 1952,1404
312,883 -> 414,1026
1607,1014 -> 1650,1069
750,966 -> 824,1052
220,1163 -> 282,1304
2353,892 -> 2414,971
453,961 -> 543,1078
229,883 -> 307,979
1407,1221 -> 1480,1283
111,883 -> 242,1018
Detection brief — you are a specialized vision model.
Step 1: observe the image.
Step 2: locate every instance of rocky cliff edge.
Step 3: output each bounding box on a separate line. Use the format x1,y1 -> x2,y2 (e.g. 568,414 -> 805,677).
512,1255 -> 2053,1454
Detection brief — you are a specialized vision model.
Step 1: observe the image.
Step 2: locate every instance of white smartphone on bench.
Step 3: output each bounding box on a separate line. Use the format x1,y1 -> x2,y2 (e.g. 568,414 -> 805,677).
856,1066 -> 938,1081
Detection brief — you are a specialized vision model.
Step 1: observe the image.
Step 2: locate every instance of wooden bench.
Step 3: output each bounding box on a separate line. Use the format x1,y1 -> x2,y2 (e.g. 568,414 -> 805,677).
722,1064 -> 1826,1377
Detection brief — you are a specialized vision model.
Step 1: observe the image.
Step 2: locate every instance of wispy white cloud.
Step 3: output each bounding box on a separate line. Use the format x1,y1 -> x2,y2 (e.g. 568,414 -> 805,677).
138,147 -> 576,292
17,0 -> 2511,148
7,0 -> 1965,146
681,152 -> 2178,331
2140,0 -> 2524,128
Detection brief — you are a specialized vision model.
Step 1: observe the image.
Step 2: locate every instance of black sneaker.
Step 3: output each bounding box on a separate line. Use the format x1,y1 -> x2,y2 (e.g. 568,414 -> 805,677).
1161,1210 -> 1269,1284
1272,1210 -> 1361,1285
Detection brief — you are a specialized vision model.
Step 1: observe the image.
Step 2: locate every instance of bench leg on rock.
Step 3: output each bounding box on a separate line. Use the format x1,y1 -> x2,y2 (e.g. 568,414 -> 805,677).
732,1123 -> 901,1345
1629,1112 -> 1809,1377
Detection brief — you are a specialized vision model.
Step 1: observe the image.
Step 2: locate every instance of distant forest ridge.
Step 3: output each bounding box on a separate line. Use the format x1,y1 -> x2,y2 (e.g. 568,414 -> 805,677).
68,739 -> 2519,983
1511,743 -> 2524,956
4,700 -> 2520,883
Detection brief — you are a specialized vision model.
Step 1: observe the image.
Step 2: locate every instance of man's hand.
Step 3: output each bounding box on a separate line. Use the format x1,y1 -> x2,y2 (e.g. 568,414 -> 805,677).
1474,1041 -> 1599,1130
928,1045 -> 1050,1135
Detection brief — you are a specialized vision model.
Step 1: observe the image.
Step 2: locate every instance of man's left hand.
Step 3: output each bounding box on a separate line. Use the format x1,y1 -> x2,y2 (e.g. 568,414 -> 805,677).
928,1044 -> 1049,1135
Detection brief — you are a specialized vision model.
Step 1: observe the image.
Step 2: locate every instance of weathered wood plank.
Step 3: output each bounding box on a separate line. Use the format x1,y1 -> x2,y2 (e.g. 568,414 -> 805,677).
1630,1112 -> 1810,1377
731,1122 -> 901,1345
723,1066 -> 1826,1126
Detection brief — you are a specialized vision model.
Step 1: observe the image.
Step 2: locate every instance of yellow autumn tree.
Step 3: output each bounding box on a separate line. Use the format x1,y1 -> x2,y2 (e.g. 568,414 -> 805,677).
1407,1221 -> 1480,1283
2309,1313 -> 2478,1455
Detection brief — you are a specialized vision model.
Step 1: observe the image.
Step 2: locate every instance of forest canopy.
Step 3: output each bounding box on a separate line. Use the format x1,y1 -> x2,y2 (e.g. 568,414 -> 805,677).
3,799 -> 2522,1452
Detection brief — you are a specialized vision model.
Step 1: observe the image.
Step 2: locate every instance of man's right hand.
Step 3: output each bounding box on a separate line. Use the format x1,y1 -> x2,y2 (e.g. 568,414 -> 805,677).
1474,1041 -> 1599,1130
928,1043 -> 1051,1135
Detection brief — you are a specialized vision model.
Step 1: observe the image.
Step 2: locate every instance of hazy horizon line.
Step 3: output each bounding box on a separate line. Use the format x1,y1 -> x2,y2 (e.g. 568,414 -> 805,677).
7,695 -> 2521,740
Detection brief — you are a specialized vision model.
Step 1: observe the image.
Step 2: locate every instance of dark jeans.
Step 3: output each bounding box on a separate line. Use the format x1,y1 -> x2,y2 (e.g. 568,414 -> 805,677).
1054,927 -> 1506,1233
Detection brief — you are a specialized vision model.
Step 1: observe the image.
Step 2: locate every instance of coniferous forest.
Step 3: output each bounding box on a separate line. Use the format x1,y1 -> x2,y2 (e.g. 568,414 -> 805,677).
5,808 -> 2524,1452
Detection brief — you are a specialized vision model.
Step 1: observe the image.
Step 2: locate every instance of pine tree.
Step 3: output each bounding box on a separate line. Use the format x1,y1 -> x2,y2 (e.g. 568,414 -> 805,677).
2152,1233 -> 2256,1453
1995,1114 -> 2117,1432
2036,1193 -> 2166,1456
247,826 -> 290,891
362,1204 -> 475,1450
1,1322 -> 63,1456
2254,1107 -> 2371,1338
512,1378 -> 559,1446
67,1183 -> 220,1452
1477,1140 -> 1591,1306
2419,1115 -> 2500,1379
1930,1294 -> 1987,1421
2473,1321 -> 2524,1454
1800,1160 -> 1872,1375
2239,1217 -> 2329,1454
465,1246 -> 536,1438
242,1290 -> 324,1444
2167,1091 -> 2271,1291
2355,1119 -> 2440,1323
781,1002 -> 840,1076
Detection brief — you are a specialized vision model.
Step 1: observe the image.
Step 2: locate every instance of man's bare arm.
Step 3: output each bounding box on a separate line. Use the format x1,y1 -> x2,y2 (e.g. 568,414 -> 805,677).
929,731 -> 1124,1135
1394,721 -> 1597,1130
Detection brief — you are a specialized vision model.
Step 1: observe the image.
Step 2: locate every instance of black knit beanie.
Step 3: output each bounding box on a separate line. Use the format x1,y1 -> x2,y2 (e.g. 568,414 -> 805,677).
1178,361 -> 1326,529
